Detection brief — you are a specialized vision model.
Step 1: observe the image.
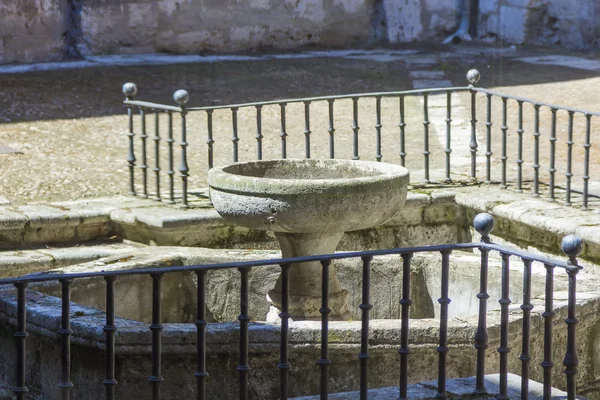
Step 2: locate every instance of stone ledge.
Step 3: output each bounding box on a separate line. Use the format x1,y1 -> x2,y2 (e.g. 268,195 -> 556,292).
292,373 -> 584,399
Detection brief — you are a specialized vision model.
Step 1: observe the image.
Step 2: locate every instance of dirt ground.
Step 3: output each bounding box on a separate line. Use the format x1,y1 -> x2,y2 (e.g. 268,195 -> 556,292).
2,42 -> 600,205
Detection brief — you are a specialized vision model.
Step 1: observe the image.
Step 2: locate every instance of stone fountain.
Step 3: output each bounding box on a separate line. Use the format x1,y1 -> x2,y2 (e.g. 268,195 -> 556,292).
208,159 -> 409,320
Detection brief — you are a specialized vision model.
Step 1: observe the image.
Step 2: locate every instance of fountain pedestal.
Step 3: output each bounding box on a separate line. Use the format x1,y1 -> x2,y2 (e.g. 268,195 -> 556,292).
267,232 -> 349,321
208,159 -> 409,321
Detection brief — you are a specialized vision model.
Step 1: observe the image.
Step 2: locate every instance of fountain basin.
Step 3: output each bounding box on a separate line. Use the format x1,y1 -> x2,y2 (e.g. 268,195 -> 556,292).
208,159 -> 410,320
207,159 -> 410,233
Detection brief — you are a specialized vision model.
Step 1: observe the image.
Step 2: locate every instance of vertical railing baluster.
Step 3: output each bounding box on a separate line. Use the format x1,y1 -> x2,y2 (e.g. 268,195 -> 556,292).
103,275 -> 118,400
13,282 -> 28,400
328,99 -> 335,159
304,101 -> 311,159
445,91 -> 452,182
423,93 -> 430,182
399,253 -> 413,400
533,105 -> 541,197
150,274 -> 164,400
174,90 -> 189,207
485,94 -> 492,183
206,110 -> 214,170
583,114 -> 592,209
352,97 -> 360,160
140,108 -> 149,198
473,213 -> 494,394
123,83 -> 137,196
256,106 -> 263,161
280,103 -> 287,159
59,279 -> 74,400
238,266 -> 251,400
195,270 -> 208,400
565,111 -> 574,206
375,96 -> 382,162
469,82 -> 478,180
542,263 -> 555,400
436,250 -> 451,399
318,259 -> 332,399
498,253 -> 511,400
153,111 -> 161,201
279,264 -> 291,400
549,108 -> 558,200
520,259 -> 533,399
517,101 -> 524,192
399,96 -> 406,167
232,107 -> 239,163
359,255 -> 373,400
167,112 -> 175,204
562,235 -> 583,400
501,97 -> 508,189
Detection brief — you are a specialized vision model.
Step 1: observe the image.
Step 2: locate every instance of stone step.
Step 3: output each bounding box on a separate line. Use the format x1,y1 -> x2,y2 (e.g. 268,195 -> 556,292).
0,241 -> 146,278
291,373 -> 585,399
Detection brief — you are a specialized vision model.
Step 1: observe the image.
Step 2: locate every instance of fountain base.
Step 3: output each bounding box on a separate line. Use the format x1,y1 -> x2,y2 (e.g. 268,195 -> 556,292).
267,231 -> 351,321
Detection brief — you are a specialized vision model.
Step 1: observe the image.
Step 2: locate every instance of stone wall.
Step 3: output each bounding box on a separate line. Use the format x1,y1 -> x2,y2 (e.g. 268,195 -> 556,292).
0,0 -> 70,64
479,0 -> 600,49
1,0 -> 461,64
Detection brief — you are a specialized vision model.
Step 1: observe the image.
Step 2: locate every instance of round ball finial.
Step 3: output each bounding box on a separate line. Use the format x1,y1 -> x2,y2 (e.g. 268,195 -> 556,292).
467,69 -> 480,85
173,89 -> 189,106
122,82 -> 137,98
561,234 -> 583,258
473,213 -> 495,237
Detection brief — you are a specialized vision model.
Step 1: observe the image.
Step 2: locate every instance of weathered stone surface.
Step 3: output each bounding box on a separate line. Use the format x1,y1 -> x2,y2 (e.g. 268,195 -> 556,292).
383,0 -> 423,43
0,0 -> 69,64
79,0 -> 373,56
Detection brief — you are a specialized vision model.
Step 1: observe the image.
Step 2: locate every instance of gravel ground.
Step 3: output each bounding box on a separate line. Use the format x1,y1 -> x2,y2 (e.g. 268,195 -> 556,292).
2,43 -> 600,205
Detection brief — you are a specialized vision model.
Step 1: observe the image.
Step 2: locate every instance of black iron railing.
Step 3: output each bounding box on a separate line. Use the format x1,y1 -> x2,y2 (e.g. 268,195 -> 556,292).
121,69 -> 599,209
0,214 -> 584,399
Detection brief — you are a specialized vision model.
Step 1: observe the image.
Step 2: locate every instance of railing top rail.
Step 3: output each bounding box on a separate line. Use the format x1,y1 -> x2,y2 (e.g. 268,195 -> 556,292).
184,87 -> 470,112
123,100 -> 183,113
474,87 -> 600,116
0,241 -> 574,286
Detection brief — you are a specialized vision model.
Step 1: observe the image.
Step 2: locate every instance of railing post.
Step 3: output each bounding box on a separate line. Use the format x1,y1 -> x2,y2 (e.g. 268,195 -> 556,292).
149,274 -> 164,400
399,96 -> 406,167
516,101 -> 524,192
445,91 -> 453,182
352,97 -> 360,160
473,213 -> 494,395
359,255 -> 373,400
13,282 -> 29,400
484,93 -> 492,183
467,69 -> 480,181
583,114 -> 592,209
327,99 -> 335,159
318,259 -> 332,399
399,252 -> 413,400
561,235 -> 583,400
423,93 -> 431,182
304,101 -> 312,159
500,97 -> 508,189
195,270 -> 209,400
123,83 -> 138,196
103,275 -> 118,399
174,89 -> 190,207
278,264 -> 291,400
533,105 -> 541,197
59,279 -> 74,400
565,111 -> 574,206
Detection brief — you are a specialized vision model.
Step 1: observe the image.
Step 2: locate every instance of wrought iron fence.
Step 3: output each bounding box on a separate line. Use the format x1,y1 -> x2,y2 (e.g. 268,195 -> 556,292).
0,214 -> 584,399
121,69 -> 599,209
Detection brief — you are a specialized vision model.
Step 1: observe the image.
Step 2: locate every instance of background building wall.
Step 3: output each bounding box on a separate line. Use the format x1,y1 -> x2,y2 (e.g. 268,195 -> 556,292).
2,0 -> 600,65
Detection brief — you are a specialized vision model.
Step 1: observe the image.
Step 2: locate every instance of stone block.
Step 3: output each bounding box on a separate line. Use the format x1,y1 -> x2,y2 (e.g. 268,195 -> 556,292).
479,0 -> 500,14
383,0 -> 423,43
499,5 -> 528,44
0,0 -> 69,63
